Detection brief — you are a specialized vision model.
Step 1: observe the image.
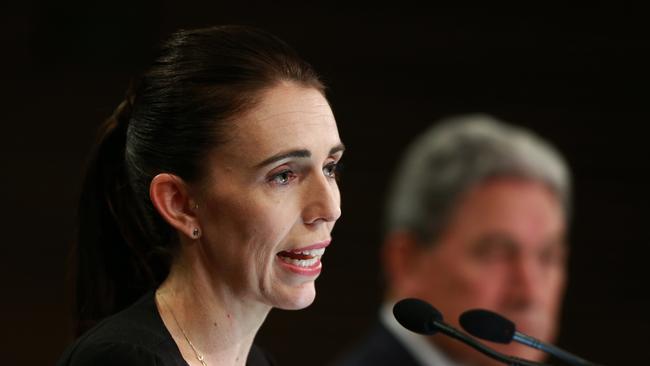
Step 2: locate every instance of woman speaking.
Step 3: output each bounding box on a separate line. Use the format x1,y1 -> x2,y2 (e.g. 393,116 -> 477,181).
57,25 -> 344,366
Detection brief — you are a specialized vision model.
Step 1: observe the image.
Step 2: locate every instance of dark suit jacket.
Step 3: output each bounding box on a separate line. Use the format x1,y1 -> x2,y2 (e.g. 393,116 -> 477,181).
56,291 -> 274,366
334,323 -> 422,366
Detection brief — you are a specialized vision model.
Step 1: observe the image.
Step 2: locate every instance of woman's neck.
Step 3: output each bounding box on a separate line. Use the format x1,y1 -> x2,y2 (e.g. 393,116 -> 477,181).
156,255 -> 271,366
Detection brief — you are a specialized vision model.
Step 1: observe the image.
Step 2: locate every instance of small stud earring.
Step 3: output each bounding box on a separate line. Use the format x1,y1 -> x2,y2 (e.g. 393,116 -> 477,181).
192,228 -> 201,239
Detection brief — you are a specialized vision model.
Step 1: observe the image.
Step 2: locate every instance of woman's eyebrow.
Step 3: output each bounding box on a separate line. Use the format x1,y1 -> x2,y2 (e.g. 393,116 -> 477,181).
255,149 -> 310,168
330,143 -> 346,156
255,143 -> 345,168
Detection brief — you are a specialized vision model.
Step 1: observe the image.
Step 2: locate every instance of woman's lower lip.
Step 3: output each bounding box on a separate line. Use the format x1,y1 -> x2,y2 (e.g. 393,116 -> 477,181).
276,256 -> 322,276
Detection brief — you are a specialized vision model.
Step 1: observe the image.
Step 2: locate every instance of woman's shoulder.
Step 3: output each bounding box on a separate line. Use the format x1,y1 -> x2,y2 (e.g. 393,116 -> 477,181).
56,291 -> 185,366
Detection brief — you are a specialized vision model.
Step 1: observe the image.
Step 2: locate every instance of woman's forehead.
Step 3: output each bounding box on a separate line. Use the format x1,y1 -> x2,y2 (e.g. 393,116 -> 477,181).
211,84 -> 340,166
228,86 -> 338,153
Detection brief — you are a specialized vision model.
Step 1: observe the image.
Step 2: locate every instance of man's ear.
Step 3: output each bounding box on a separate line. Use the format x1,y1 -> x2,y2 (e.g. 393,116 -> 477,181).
381,230 -> 424,295
149,173 -> 200,240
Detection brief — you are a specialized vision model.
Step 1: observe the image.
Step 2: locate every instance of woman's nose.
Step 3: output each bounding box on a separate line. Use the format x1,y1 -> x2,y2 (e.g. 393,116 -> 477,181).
302,173 -> 341,225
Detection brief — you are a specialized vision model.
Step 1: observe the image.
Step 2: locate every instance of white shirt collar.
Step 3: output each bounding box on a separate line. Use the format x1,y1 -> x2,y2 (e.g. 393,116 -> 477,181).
380,301 -> 469,366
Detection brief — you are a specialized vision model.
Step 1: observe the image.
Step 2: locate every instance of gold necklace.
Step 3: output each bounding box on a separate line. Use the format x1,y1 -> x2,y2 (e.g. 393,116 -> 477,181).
157,291 -> 208,366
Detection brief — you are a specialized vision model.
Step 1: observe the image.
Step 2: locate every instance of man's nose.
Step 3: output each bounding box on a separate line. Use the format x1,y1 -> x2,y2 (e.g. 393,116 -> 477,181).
507,254 -> 542,309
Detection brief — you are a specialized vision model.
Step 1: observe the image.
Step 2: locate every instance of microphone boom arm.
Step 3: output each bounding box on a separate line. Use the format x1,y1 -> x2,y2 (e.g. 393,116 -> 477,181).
513,332 -> 602,366
433,320 -> 551,366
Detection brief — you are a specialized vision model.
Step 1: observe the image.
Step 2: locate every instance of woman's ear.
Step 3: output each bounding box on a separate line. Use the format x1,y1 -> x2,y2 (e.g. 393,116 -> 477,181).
149,173 -> 200,240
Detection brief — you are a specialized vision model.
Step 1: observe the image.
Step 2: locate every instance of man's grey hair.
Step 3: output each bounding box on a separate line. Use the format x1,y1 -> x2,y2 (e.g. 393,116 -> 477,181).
384,114 -> 571,244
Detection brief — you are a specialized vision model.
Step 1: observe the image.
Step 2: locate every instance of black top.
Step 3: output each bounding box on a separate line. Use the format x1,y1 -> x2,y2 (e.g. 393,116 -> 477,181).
333,322 -> 421,366
56,291 -> 275,366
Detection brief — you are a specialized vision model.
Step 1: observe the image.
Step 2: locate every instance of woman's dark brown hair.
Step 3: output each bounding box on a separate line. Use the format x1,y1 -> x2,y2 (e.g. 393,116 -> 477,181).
74,25 -> 325,335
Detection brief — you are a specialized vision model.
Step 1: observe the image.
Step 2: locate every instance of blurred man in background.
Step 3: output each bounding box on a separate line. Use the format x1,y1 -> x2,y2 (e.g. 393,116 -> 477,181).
336,115 -> 571,366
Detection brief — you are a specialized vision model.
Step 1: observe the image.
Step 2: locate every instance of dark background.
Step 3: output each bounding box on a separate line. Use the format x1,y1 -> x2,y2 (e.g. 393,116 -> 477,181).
2,2 -> 649,365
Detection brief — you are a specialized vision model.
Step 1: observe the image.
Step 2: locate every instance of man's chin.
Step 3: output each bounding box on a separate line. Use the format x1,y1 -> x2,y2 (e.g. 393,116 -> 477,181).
430,333 -> 547,366
494,342 -> 547,362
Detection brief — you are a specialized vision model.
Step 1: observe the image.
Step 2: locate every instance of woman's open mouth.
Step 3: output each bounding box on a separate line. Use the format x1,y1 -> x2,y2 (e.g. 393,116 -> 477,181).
277,247 -> 325,268
276,240 -> 330,275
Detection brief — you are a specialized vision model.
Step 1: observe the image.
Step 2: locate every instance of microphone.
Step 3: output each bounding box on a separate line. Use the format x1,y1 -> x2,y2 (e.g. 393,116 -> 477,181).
459,309 -> 604,366
393,299 -> 551,366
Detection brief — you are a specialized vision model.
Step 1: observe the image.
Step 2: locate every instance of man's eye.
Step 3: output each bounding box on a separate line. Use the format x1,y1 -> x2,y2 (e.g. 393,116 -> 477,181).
540,245 -> 567,267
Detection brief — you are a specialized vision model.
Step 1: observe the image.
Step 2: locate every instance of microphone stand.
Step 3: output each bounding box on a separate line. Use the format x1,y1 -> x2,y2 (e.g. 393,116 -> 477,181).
513,332 -> 604,366
458,308 -> 605,366
432,320 -> 552,366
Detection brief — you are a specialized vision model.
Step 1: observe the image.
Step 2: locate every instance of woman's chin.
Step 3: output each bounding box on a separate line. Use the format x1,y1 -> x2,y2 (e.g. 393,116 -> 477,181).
273,283 -> 317,310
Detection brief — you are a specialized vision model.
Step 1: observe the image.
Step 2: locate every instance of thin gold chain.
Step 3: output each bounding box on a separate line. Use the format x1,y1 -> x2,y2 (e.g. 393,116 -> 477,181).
157,291 -> 208,366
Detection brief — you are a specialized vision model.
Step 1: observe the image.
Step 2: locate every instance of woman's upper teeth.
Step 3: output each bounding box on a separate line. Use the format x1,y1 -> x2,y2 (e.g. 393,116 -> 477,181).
296,248 -> 325,256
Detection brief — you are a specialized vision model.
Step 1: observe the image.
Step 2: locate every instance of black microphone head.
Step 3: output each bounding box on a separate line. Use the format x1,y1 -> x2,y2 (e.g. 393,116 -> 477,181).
459,309 -> 516,344
393,298 -> 443,335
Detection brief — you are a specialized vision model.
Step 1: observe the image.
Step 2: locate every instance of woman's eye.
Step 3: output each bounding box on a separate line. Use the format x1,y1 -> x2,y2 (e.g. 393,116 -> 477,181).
269,170 -> 296,185
323,162 -> 342,179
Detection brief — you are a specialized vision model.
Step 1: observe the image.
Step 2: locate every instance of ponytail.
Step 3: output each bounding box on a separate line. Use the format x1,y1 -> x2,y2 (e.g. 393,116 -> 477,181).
73,88 -> 165,335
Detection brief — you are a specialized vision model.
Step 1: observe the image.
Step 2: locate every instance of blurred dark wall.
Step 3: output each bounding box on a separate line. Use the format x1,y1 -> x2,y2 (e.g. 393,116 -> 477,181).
2,3 -> 648,365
